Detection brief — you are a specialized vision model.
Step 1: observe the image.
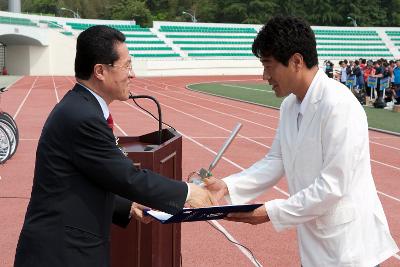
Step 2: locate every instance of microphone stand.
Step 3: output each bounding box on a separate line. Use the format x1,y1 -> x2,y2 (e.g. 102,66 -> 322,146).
129,93 -> 163,145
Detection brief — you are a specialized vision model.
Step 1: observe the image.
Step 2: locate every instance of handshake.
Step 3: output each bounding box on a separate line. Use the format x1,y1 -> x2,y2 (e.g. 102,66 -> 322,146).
131,177 -> 229,224
185,177 -> 228,208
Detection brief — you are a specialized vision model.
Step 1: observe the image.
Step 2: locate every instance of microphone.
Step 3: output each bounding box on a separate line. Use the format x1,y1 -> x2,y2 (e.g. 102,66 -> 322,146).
129,92 -> 163,145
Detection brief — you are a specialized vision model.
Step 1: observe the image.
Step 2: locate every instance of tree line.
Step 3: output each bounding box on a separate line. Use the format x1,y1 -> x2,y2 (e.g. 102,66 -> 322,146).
1,0 -> 399,27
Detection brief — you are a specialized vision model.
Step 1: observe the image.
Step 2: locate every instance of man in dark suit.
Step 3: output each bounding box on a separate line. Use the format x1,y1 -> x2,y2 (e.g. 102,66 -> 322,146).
14,25 -> 214,266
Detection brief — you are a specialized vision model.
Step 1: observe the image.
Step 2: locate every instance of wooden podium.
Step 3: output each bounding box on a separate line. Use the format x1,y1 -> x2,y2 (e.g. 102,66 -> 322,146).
110,129 -> 182,267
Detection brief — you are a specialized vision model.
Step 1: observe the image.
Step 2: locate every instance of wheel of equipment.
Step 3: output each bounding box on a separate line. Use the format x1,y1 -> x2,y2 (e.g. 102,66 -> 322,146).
0,121 -> 16,161
0,114 -> 18,159
0,124 -> 11,163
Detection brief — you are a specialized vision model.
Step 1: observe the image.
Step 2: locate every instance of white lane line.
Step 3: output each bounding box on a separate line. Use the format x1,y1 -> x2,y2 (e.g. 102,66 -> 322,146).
114,123 -> 128,136
221,83 -> 273,93
13,76 -> 39,119
132,84 -> 277,131
371,159 -> 400,172
135,79 -> 279,119
52,76 -> 60,103
66,76 -> 76,85
210,220 -> 263,266
377,190 -> 400,202
370,136 -> 400,140
141,78 -> 263,88
370,141 -> 400,151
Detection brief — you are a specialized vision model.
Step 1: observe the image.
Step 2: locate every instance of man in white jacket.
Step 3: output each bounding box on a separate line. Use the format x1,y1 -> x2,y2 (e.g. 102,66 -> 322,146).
205,16 -> 399,267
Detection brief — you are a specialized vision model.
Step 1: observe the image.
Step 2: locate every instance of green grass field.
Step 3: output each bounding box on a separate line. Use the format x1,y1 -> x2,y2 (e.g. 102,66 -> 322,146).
188,82 -> 400,134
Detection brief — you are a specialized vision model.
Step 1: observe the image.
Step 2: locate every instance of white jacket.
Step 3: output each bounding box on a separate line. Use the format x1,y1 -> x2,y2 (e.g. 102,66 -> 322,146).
224,70 -> 399,267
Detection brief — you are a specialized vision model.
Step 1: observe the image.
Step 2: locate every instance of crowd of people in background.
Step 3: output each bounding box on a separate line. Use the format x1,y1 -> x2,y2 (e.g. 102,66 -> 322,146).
323,58 -> 400,109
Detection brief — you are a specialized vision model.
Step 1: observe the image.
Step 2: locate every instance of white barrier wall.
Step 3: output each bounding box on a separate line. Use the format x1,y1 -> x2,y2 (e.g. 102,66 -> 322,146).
132,58 -> 263,77
6,45 -> 30,74
3,30 -> 75,75
48,30 -> 75,76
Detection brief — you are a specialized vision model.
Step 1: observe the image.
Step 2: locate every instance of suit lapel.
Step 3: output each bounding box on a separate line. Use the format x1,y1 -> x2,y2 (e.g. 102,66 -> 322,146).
294,71 -> 325,155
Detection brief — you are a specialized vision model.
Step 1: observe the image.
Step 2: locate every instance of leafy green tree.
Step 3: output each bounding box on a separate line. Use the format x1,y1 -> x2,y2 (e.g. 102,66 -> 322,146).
222,3 -> 247,23
23,0 -> 59,15
0,0 -> 8,11
304,0 -> 341,25
110,0 -> 152,26
9,0 -> 400,26
194,0 -> 219,22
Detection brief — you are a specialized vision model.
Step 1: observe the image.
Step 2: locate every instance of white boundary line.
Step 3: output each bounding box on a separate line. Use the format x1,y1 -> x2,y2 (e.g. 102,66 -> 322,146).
114,123 -> 128,136
13,76 -> 39,119
377,190 -> 400,202
221,83 -> 273,93
52,76 -> 60,103
371,159 -> 400,172
369,141 -> 400,151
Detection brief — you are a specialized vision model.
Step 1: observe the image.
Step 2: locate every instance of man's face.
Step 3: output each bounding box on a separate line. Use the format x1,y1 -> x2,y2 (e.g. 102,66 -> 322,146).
261,56 -> 293,98
103,42 -> 134,102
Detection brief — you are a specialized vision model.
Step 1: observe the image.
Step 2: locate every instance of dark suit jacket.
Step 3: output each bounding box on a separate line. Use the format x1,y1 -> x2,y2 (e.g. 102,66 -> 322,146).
14,84 -> 187,267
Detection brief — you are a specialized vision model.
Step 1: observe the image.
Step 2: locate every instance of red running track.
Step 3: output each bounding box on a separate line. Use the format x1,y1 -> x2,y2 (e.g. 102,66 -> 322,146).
0,76 -> 399,267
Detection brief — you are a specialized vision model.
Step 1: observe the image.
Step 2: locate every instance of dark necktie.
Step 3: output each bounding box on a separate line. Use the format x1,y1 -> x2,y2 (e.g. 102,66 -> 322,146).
107,113 -> 114,131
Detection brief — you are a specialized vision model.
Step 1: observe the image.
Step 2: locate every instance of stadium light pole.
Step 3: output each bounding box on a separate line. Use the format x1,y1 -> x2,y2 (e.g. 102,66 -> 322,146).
347,16 -> 357,27
182,11 -> 197,23
60,7 -> 80,19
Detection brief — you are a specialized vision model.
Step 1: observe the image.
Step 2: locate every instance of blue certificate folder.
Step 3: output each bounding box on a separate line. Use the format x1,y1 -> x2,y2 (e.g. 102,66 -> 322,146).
144,203 -> 263,224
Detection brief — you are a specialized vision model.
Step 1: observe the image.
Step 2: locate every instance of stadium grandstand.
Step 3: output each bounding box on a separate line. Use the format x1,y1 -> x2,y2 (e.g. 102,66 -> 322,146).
1,10 -> 400,76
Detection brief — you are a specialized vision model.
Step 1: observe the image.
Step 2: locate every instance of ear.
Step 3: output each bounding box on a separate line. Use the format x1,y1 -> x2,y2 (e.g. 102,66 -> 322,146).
93,64 -> 106,81
290,53 -> 304,72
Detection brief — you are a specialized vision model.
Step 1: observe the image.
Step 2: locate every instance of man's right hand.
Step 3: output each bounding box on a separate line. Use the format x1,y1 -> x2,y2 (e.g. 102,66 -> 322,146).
186,183 -> 217,208
203,177 -> 229,202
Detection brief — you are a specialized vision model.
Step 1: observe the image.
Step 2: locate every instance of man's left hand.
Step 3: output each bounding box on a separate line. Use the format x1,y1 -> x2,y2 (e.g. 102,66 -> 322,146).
224,205 -> 270,225
130,202 -> 153,224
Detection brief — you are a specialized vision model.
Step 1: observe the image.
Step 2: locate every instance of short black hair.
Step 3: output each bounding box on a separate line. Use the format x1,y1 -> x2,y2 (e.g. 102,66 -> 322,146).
252,16 -> 318,69
75,25 -> 126,80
